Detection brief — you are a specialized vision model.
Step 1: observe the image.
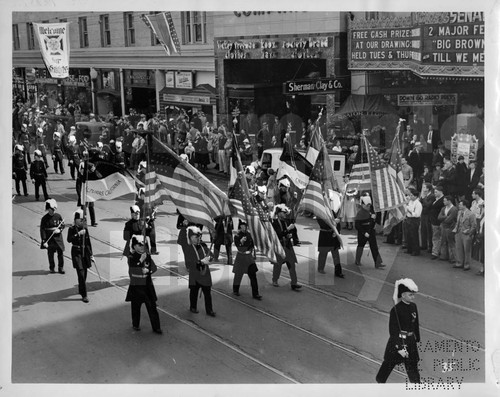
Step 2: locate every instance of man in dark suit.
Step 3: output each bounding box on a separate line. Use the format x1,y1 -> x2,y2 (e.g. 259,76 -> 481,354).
408,142 -> 425,191
426,124 -> 441,152
432,144 -> 446,168
428,186 -> 445,259
466,160 -> 482,201
437,195 -> 458,263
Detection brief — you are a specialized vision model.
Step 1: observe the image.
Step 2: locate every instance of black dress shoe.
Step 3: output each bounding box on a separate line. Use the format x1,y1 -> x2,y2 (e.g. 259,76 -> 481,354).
82,297 -> 89,303
58,269 -> 65,274
253,295 -> 263,300
291,284 -> 302,291
153,328 -> 163,334
318,269 -> 326,274
189,308 -> 199,313
132,326 -> 141,331
335,273 -> 345,278
233,291 -> 240,296
206,311 -> 216,317
91,223 -> 98,227
49,269 -> 56,274
150,251 -> 159,255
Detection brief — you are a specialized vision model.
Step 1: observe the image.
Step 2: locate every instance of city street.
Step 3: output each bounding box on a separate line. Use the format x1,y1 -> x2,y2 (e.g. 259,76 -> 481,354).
11,169 -> 485,387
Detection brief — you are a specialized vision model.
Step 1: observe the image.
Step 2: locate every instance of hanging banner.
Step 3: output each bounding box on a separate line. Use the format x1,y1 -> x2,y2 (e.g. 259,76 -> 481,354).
33,22 -> 71,78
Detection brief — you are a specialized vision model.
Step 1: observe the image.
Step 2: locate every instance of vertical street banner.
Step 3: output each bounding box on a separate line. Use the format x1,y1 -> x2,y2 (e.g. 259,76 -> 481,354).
33,23 -> 71,78
141,12 -> 181,56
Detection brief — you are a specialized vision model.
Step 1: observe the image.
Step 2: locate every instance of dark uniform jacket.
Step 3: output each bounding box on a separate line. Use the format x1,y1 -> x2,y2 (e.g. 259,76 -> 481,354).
67,225 -> 93,269
272,218 -> 297,264
13,153 -> 27,179
123,219 -> 146,256
213,215 -> 233,246
355,207 -> 376,234
178,230 -> 212,287
317,217 -> 341,250
67,144 -> 81,166
30,160 -> 48,181
125,251 -> 157,302
233,230 -> 256,275
40,212 -> 65,250
51,139 -> 64,160
383,301 -> 420,363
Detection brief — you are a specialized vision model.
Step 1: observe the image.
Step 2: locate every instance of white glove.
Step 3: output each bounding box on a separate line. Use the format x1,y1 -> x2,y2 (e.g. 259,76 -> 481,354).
54,229 -> 61,234
42,242 -> 48,249
364,232 -> 370,238
78,229 -> 86,236
398,349 -> 409,358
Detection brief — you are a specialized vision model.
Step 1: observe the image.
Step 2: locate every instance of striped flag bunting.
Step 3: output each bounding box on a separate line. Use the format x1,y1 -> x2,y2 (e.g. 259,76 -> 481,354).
81,160 -> 135,204
146,136 -> 229,231
363,136 -> 406,212
299,149 -> 338,230
141,12 -> 181,56
228,134 -> 285,263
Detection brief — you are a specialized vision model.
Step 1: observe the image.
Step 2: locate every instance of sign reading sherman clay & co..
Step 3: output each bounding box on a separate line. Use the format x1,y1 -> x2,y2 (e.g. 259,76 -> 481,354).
348,12 -> 484,77
283,78 -> 345,95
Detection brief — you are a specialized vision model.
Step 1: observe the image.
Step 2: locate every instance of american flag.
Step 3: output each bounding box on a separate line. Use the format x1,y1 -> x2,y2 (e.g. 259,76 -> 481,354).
299,149 -> 338,230
346,163 -> 371,192
228,134 -> 285,262
276,141 -> 313,190
383,135 -> 406,233
146,136 -> 228,231
141,12 -> 181,56
363,136 -> 406,212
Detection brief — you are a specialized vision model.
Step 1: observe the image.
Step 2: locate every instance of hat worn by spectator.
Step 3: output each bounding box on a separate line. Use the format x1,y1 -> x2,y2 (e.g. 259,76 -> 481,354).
45,198 -> 57,210
393,278 -> 418,304
130,205 -> 140,214
74,209 -> 84,220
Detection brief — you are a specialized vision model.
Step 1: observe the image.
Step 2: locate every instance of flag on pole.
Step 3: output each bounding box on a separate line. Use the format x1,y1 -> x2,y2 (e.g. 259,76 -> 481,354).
140,12 -> 181,56
228,134 -> 285,262
363,136 -> 406,212
299,149 -> 338,230
345,163 -> 371,193
276,142 -> 313,190
80,160 -> 135,204
147,136 -> 228,231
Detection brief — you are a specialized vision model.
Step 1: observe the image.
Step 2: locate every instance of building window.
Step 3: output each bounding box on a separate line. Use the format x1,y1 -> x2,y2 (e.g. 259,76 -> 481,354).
182,11 -> 206,44
13,24 -> 20,50
59,18 -> 67,23
150,11 -> 161,46
100,14 -> 111,47
124,12 -> 135,46
27,23 -> 35,50
79,17 -> 89,48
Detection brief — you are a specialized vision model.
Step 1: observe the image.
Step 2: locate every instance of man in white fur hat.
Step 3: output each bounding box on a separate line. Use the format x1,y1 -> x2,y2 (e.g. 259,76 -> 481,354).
376,278 -> 421,383
40,199 -> 65,274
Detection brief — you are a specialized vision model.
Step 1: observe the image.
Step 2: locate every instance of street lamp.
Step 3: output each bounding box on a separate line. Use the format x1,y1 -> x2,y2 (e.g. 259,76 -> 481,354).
90,67 -> 98,115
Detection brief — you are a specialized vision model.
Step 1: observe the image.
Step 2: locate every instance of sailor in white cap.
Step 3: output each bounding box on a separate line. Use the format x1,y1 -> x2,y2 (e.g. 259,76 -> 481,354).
29,149 -> 49,201
67,209 -> 94,303
177,225 -> 216,316
40,199 -> 66,273
354,193 -> 385,268
51,131 -> 65,174
271,204 -> 302,290
13,144 -> 28,196
376,278 -> 420,383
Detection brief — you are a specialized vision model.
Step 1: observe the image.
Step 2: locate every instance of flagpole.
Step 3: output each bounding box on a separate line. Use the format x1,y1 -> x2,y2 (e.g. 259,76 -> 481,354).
142,131 -> 152,252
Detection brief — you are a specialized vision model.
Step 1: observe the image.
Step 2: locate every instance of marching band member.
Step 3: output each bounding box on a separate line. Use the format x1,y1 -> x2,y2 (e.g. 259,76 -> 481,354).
40,199 -> 65,274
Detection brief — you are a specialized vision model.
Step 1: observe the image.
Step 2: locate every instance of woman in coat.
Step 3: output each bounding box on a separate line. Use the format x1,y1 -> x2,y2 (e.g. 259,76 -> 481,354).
125,236 -> 162,334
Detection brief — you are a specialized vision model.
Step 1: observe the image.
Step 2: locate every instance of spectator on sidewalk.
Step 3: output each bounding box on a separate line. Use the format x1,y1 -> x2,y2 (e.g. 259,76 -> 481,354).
452,199 -> 476,271
437,195 -> 458,264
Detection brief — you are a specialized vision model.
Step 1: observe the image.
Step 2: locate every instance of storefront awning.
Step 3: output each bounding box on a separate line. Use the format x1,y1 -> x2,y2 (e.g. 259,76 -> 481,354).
159,84 -> 217,106
334,94 -> 397,118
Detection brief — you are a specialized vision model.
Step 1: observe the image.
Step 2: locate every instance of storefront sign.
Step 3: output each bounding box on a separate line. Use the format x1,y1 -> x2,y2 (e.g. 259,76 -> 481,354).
348,12 -> 484,77
283,78 -> 345,94
165,71 -> 174,88
163,93 -> 210,105
398,93 -> 457,106
175,71 -> 193,89
216,36 -> 331,60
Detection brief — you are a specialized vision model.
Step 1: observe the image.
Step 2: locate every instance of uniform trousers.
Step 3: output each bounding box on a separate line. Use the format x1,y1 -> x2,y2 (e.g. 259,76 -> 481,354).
376,355 -> 421,383
131,298 -> 161,330
233,265 -> 259,297
455,232 -> 473,268
440,227 -> 456,262
405,217 -> 421,255
431,225 -> 442,257
217,150 -> 226,172
420,213 -> 432,250
71,247 -> 88,297
53,153 -> 65,173
34,178 -> 49,200
189,282 -> 213,313
357,230 -> 382,264
318,248 -> 340,272
272,260 -> 298,285
47,246 -> 64,271
15,177 -> 28,195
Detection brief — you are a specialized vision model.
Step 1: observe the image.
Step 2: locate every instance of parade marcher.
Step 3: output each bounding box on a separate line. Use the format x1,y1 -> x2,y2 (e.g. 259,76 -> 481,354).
240,138 -> 253,165
354,194 -> 385,268
67,209 -> 94,303
40,199 -> 65,274
178,226 -> 216,317
404,188 -> 423,256
13,144 -> 28,196
35,127 -> 49,169
376,279 -> 421,384
123,205 -> 150,257
29,149 -> 49,201
271,204 -> 302,290
275,177 -> 301,245
76,154 -> 98,227
19,124 -> 31,164
51,131 -> 65,174
113,140 -> 126,169
437,195 -> 458,264
317,210 -> 344,277
452,199 -> 476,271
213,215 -> 233,265
135,188 -> 159,255
66,135 -> 81,180
125,236 -> 163,334
232,221 -> 262,300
